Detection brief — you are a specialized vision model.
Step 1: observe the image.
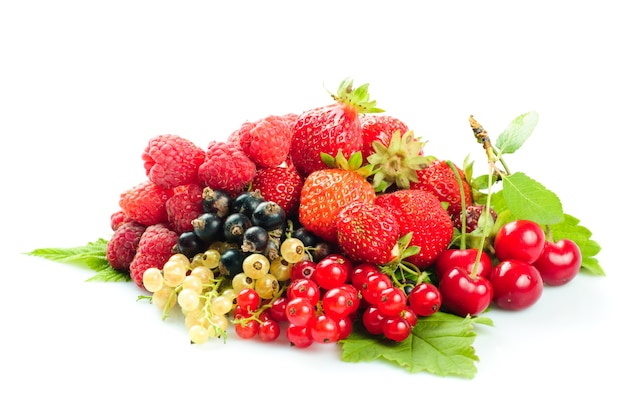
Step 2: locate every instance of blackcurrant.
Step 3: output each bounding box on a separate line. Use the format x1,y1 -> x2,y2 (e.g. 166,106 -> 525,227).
231,190 -> 264,218
192,212 -> 224,242
202,187 -> 232,218
219,248 -> 248,278
292,227 -> 318,248
241,225 -> 270,253
176,231 -> 206,259
223,213 -> 252,244
251,201 -> 286,230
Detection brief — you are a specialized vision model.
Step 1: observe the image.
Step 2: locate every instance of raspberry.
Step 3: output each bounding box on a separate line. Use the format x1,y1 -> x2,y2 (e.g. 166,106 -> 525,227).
142,134 -> 206,189
166,183 -> 204,234
239,115 -> 293,168
198,140 -> 257,196
110,210 -> 131,231
106,221 -> 147,271
251,164 -> 304,216
119,180 -> 173,226
129,223 -> 179,290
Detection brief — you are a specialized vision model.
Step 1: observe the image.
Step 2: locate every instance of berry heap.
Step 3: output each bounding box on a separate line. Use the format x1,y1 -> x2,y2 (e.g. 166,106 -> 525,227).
105,78 -> 592,349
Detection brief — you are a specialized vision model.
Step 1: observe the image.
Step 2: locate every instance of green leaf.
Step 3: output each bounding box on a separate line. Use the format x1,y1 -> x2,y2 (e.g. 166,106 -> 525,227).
502,172 -> 564,225
495,111 -> 539,154
548,214 -> 605,276
339,312 -> 493,378
25,238 -> 132,283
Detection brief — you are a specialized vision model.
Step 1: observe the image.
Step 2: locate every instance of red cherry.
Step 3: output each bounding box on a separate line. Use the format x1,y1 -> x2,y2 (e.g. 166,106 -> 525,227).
494,219 -> 546,264
438,267 -> 493,317
533,239 -> 582,286
490,259 -> 543,310
407,282 -> 442,317
434,248 -> 493,280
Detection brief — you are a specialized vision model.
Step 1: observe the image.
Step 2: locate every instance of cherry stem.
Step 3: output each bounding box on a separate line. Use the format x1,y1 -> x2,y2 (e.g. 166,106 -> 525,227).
446,160 -> 467,250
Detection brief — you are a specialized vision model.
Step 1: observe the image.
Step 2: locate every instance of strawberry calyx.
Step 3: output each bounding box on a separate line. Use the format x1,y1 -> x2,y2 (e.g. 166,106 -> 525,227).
367,129 -> 430,192
379,232 -> 431,288
320,150 -> 375,179
328,78 -> 385,115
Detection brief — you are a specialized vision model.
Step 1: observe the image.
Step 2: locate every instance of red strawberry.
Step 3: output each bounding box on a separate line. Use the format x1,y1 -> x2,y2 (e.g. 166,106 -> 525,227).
289,78 -> 383,176
198,140 -> 257,197
335,201 -> 400,265
359,114 -> 410,160
299,165 -> 376,244
375,189 -> 453,269
410,159 -> 473,217
250,163 -> 304,216
239,114 -> 294,168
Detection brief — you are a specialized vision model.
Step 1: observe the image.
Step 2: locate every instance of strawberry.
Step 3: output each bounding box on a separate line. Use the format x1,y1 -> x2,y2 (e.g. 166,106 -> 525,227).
375,189 -> 453,269
251,162 -> 304,216
298,152 -> 376,244
335,201 -> 400,265
410,159 -> 473,217
289,78 -> 383,176
359,114 -> 411,160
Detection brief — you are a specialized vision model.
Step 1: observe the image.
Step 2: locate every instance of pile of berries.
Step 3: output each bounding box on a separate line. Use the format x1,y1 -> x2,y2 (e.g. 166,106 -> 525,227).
105,78 -> 586,348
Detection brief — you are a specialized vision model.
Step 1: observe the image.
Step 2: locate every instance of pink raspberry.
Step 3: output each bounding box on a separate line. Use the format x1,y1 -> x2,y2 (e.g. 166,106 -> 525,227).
110,210 -> 131,231
119,180 -> 173,226
129,223 -> 179,290
142,134 -> 206,189
166,183 -> 204,234
106,221 -> 147,271
198,140 -> 257,196
239,115 -> 293,167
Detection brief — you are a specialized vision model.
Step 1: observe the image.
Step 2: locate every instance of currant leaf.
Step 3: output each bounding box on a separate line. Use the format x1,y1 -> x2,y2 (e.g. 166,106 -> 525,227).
339,312 -> 493,378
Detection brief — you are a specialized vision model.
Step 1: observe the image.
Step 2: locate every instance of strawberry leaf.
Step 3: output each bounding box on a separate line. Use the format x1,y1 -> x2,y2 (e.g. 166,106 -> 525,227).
339,312 -> 493,378
495,111 -> 539,154
502,172 -> 564,225
25,239 -> 132,283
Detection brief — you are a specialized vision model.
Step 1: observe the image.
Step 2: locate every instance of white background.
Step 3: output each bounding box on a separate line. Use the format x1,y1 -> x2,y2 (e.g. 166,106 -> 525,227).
1,1 -> 622,418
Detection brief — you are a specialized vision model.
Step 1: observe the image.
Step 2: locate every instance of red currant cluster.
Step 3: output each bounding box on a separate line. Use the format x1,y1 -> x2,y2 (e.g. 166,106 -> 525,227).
231,252 -> 445,346
435,219 -> 583,316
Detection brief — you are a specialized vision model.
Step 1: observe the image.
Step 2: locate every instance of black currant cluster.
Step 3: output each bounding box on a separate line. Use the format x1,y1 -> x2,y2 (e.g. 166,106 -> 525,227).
174,187 -> 328,279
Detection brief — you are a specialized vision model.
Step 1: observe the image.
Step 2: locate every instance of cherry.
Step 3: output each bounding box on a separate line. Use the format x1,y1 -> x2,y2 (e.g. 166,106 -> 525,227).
407,282 -> 442,317
490,259 -> 543,310
533,239 -> 582,286
437,267 -> 493,317
434,248 -> 493,280
494,219 -> 546,264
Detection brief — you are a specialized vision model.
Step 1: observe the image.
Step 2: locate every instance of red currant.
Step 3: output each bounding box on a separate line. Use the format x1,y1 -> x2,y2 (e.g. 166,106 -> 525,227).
350,263 -> 379,291
376,286 -> 407,317
310,314 -> 340,343
285,297 -> 315,327
322,286 -> 357,320
286,323 -> 313,348
290,259 -> 316,281
258,319 -> 281,342
408,282 -> 442,317
400,307 -> 418,327
235,320 -> 259,339
313,254 -> 352,290
336,316 -> 353,340
236,288 -> 261,312
494,219 -> 546,264
287,278 -> 321,304
361,271 -> 392,305
269,296 -> 288,322
383,316 -> 412,342
361,305 -> 386,335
